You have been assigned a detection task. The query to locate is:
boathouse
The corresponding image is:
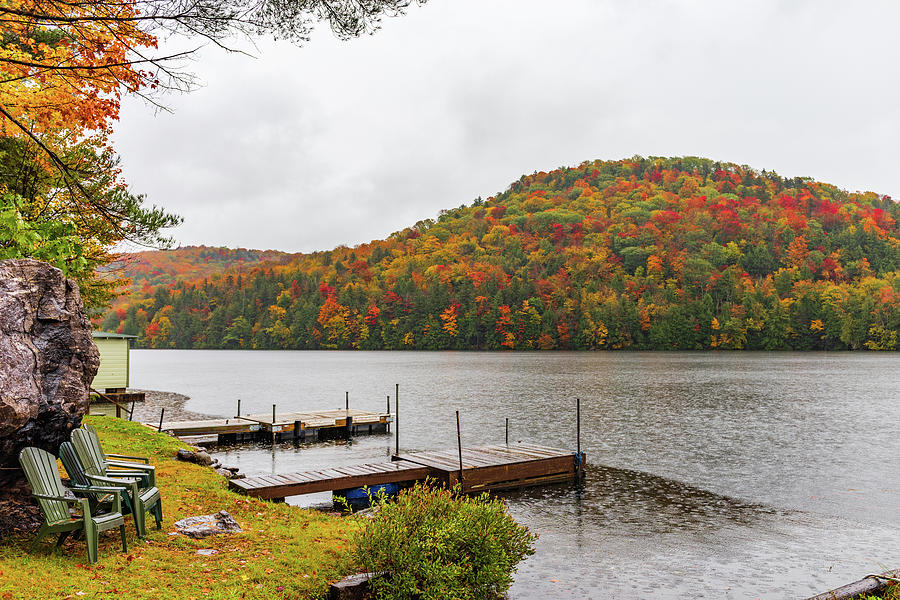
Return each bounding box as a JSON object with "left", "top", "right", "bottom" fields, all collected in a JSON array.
[{"left": 91, "top": 331, "right": 136, "bottom": 392}]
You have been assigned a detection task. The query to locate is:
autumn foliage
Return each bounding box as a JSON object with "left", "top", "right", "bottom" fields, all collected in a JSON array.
[
  {"left": 0, "top": 0, "right": 156, "bottom": 141},
  {"left": 100, "top": 157, "right": 900, "bottom": 351}
]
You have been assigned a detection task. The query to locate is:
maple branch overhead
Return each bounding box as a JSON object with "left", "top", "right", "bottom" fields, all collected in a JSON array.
[{"left": 0, "top": 0, "right": 424, "bottom": 301}]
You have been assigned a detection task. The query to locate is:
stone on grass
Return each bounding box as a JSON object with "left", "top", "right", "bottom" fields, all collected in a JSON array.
[
  {"left": 327, "top": 572, "right": 389, "bottom": 600},
  {"left": 193, "top": 451, "right": 213, "bottom": 466},
  {"left": 174, "top": 510, "right": 243, "bottom": 539},
  {"left": 175, "top": 448, "right": 214, "bottom": 466}
]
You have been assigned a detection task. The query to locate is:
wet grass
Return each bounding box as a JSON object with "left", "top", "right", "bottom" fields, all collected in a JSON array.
[
  {"left": 864, "top": 582, "right": 900, "bottom": 600},
  {"left": 0, "top": 416, "right": 358, "bottom": 599}
]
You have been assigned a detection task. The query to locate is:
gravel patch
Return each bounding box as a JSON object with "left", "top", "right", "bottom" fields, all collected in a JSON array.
[{"left": 91, "top": 389, "right": 215, "bottom": 423}]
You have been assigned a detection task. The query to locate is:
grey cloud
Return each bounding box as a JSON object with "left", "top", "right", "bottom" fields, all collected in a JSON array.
[{"left": 113, "top": 0, "right": 900, "bottom": 254}]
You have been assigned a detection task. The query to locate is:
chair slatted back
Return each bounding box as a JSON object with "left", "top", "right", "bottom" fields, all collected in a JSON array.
[
  {"left": 59, "top": 442, "right": 91, "bottom": 488},
  {"left": 18, "top": 447, "right": 71, "bottom": 525},
  {"left": 71, "top": 429, "right": 107, "bottom": 477},
  {"left": 81, "top": 425, "right": 110, "bottom": 464},
  {"left": 81, "top": 424, "right": 104, "bottom": 455}
]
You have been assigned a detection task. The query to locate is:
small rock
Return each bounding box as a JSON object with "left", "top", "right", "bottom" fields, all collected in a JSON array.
[
  {"left": 328, "top": 572, "right": 388, "bottom": 600},
  {"left": 176, "top": 449, "right": 195, "bottom": 462},
  {"left": 174, "top": 510, "right": 243, "bottom": 539},
  {"left": 193, "top": 451, "right": 213, "bottom": 466},
  {"left": 214, "top": 468, "right": 232, "bottom": 477},
  {"left": 223, "top": 465, "right": 240, "bottom": 473}
]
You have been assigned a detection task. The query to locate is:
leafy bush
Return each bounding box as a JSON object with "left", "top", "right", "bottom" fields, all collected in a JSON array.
[{"left": 353, "top": 482, "right": 537, "bottom": 600}]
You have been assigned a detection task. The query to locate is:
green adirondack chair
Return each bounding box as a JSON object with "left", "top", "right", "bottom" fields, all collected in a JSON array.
[
  {"left": 60, "top": 440, "right": 160, "bottom": 538},
  {"left": 81, "top": 423, "right": 156, "bottom": 487},
  {"left": 18, "top": 447, "right": 127, "bottom": 564},
  {"left": 71, "top": 429, "right": 162, "bottom": 538},
  {"left": 59, "top": 442, "right": 119, "bottom": 515}
]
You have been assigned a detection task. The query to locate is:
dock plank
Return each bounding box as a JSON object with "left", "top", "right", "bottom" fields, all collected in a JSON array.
[
  {"left": 230, "top": 444, "right": 582, "bottom": 499},
  {"left": 150, "top": 408, "right": 391, "bottom": 439},
  {"left": 146, "top": 418, "right": 260, "bottom": 435},
  {"left": 473, "top": 446, "right": 556, "bottom": 464},
  {"left": 230, "top": 459, "right": 433, "bottom": 499}
]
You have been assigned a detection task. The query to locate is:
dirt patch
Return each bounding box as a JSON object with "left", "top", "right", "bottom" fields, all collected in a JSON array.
[{"left": 0, "top": 482, "right": 41, "bottom": 539}]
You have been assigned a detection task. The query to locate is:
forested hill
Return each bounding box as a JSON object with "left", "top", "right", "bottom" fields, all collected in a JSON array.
[
  {"left": 99, "top": 156, "right": 900, "bottom": 351},
  {"left": 103, "top": 246, "right": 296, "bottom": 294}
]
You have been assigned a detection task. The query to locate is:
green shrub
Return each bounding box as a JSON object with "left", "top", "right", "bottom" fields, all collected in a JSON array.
[{"left": 353, "top": 482, "right": 537, "bottom": 600}]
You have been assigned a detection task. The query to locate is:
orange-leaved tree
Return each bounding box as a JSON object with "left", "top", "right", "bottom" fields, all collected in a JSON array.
[{"left": 0, "top": 0, "right": 424, "bottom": 310}]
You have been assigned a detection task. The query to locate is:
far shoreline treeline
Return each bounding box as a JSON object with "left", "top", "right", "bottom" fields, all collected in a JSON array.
[{"left": 99, "top": 156, "right": 900, "bottom": 351}]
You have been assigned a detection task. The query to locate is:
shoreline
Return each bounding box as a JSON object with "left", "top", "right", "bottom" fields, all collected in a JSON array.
[{"left": 97, "top": 389, "right": 216, "bottom": 423}]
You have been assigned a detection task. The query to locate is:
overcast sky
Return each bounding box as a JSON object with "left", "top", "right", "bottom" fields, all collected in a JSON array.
[{"left": 113, "top": 0, "right": 900, "bottom": 254}]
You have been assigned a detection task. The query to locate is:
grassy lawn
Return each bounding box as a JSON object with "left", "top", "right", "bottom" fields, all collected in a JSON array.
[{"left": 0, "top": 417, "right": 358, "bottom": 599}]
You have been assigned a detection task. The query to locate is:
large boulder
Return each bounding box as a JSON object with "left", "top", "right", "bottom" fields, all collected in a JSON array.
[{"left": 0, "top": 259, "right": 99, "bottom": 488}]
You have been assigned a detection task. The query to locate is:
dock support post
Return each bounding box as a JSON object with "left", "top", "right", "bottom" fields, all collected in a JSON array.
[
  {"left": 394, "top": 383, "right": 399, "bottom": 457},
  {"left": 345, "top": 415, "right": 353, "bottom": 439},
  {"left": 236, "top": 399, "right": 241, "bottom": 418},
  {"left": 272, "top": 404, "right": 277, "bottom": 445},
  {"left": 129, "top": 399, "right": 136, "bottom": 422},
  {"left": 294, "top": 420, "right": 301, "bottom": 443},
  {"left": 157, "top": 408, "right": 165, "bottom": 432},
  {"left": 345, "top": 391, "right": 349, "bottom": 411},
  {"left": 386, "top": 396, "right": 391, "bottom": 433},
  {"left": 456, "top": 410, "right": 464, "bottom": 492},
  {"left": 576, "top": 398, "right": 583, "bottom": 481},
  {"left": 505, "top": 417, "right": 509, "bottom": 445}
]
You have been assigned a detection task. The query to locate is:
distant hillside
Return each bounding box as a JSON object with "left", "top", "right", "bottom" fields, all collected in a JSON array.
[
  {"left": 103, "top": 246, "right": 296, "bottom": 295},
  {"left": 99, "top": 156, "right": 900, "bottom": 351}
]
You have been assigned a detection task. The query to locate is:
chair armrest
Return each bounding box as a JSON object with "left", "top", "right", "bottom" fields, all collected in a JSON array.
[
  {"left": 85, "top": 475, "right": 136, "bottom": 509},
  {"left": 33, "top": 494, "right": 93, "bottom": 518},
  {"left": 71, "top": 485, "right": 125, "bottom": 513},
  {"left": 82, "top": 484, "right": 129, "bottom": 494},
  {"left": 107, "top": 453, "right": 150, "bottom": 464},
  {"left": 107, "top": 462, "right": 155, "bottom": 487},
  {"left": 103, "top": 469, "right": 149, "bottom": 482},
  {"left": 84, "top": 473, "right": 137, "bottom": 488},
  {"left": 107, "top": 461, "right": 154, "bottom": 472},
  {"left": 108, "top": 469, "right": 151, "bottom": 487},
  {"left": 32, "top": 493, "right": 81, "bottom": 504}
]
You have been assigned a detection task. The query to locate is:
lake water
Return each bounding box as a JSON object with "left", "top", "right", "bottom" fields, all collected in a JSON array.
[{"left": 130, "top": 350, "right": 900, "bottom": 599}]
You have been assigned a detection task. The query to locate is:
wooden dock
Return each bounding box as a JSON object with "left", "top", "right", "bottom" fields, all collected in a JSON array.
[
  {"left": 148, "top": 408, "right": 392, "bottom": 444},
  {"left": 229, "top": 443, "right": 583, "bottom": 499}
]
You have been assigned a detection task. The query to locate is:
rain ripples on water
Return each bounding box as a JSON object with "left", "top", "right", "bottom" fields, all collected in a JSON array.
[{"left": 131, "top": 350, "right": 900, "bottom": 599}]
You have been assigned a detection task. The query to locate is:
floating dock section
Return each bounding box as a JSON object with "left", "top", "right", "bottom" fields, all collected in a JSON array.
[
  {"left": 147, "top": 409, "right": 392, "bottom": 444},
  {"left": 229, "top": 443, "right": 583, "bottom": 499}
]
